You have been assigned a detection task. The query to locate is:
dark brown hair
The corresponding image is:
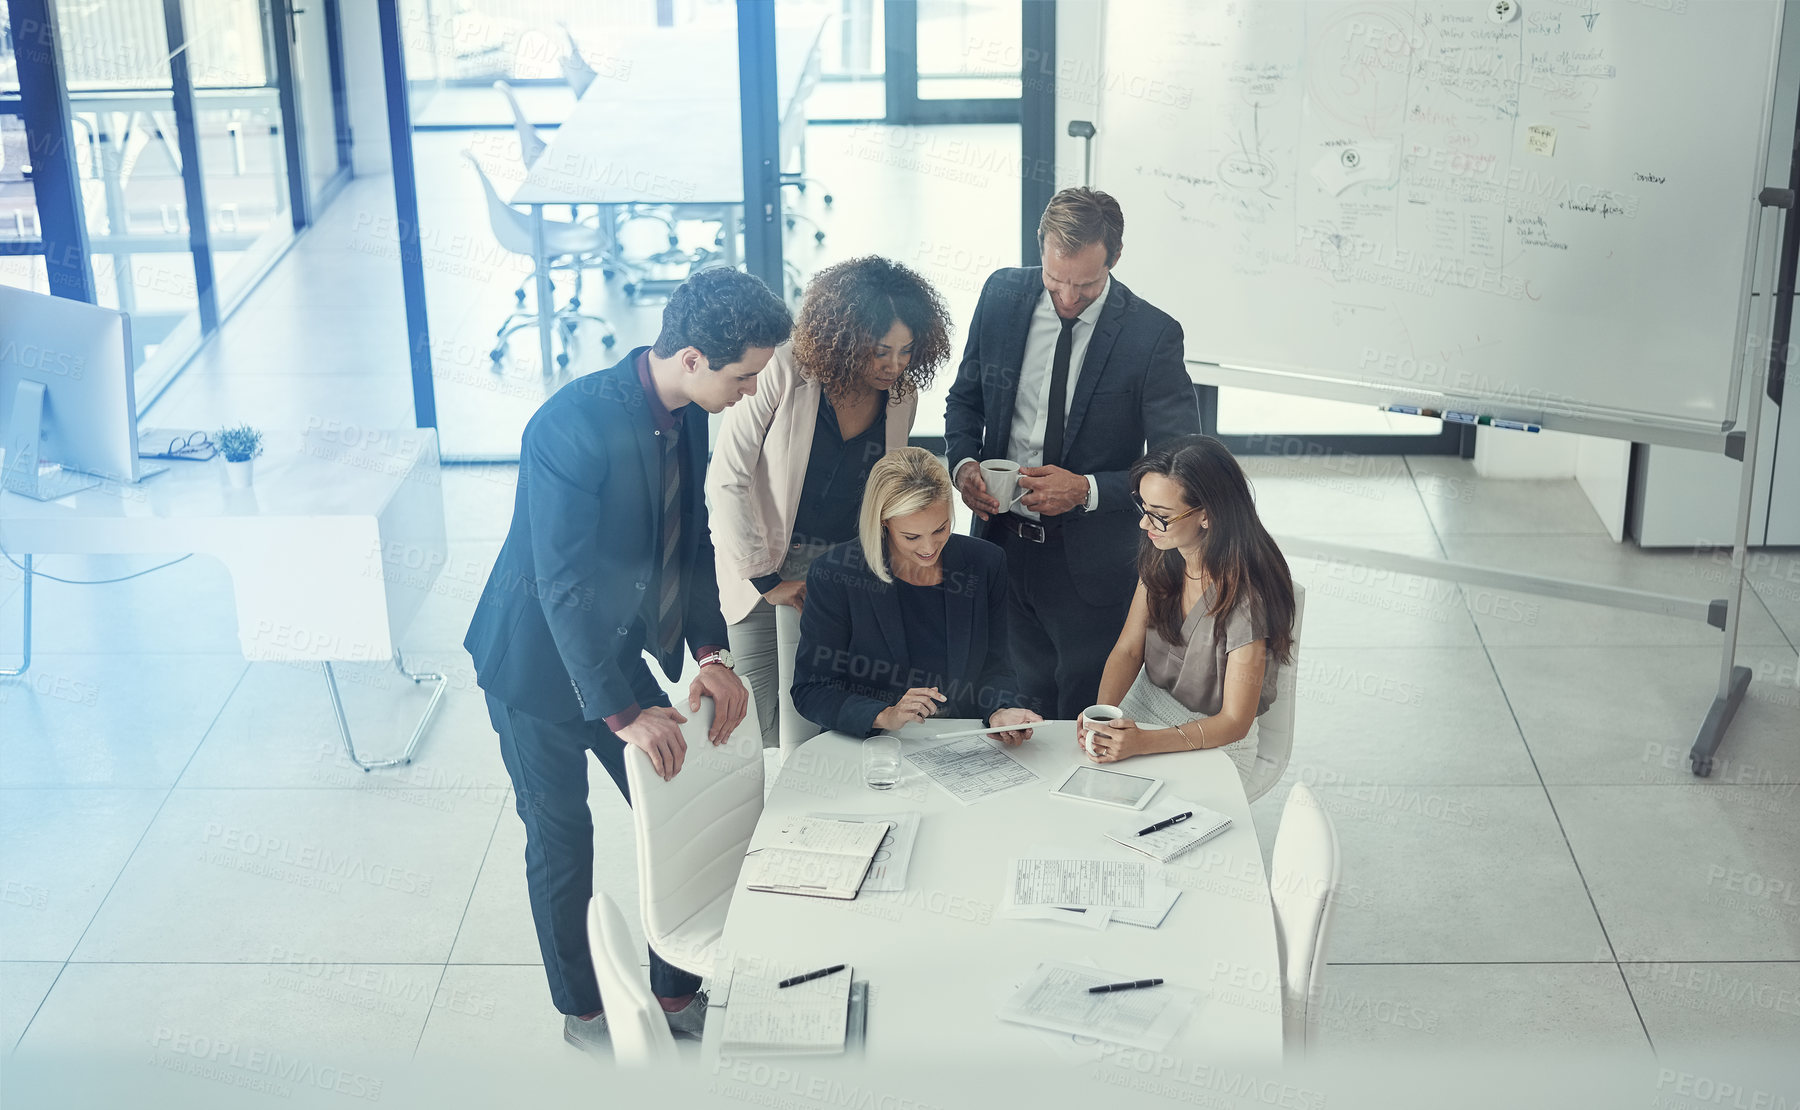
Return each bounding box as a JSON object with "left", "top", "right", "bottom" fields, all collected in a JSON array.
[
  {"left": 790, "top": 256, "right": 952, "bottom": 404},
  {"left": 1131, "top": 435, "right": 1294, "bottom": 663},
  {"left": 1038, "top": 187, "right": 1124, "bottom": 267},
  {"left": 651, "top": 266, "right": 792, "bottom": 366}
]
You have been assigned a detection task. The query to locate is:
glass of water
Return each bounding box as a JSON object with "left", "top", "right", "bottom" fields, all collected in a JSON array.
[{"left": 863, "top": 735, "right": 902, "bottom": 790}]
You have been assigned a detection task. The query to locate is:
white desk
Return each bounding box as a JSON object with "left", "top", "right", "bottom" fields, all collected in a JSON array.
[
  {"left": 0, "top": 429, "right": 449, "bottom": 770},
  {"left": 507, "top": 23, "right": 825, "bottom": 374},
  {"left": 701, "top": 722, "right": 1284, "bottom": 1073}
]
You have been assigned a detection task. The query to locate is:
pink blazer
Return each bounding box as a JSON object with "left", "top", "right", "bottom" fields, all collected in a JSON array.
[{"left": 706, "top": 342, "right": 919, "bottom": 624}]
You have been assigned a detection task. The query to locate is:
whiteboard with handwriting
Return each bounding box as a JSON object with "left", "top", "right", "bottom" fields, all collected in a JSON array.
[{"left": 1094, "top": 0, "right": 1782, "bottom": 431}]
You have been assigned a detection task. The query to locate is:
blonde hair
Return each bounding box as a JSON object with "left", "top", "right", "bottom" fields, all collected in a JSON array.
[
  {"left": 859, "top": 447, "right": 954, "bottom": 583},
  {"left": 1038, "top": 187, "right": 1124, "bottom": 267}
]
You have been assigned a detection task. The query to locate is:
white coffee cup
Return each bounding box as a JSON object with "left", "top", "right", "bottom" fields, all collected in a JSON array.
[
  {"left": 1079, "top": 704, "right": 1123, "bottom": 753},
  {"left": 979, "top": 459, "right": 1024, "bottom": 510}
]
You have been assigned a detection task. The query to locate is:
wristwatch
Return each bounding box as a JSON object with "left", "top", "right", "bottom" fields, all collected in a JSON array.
[{"left": 698, "top": 649, "right": 735, "bottom": 670}]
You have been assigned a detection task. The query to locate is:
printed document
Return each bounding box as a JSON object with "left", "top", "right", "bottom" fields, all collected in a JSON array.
[
  {"left": 1009, "top": 858, "right": 1146, "bottom": 909},
  {"left": 905, "top": 736, "right": 1039, "bottom": 805}
]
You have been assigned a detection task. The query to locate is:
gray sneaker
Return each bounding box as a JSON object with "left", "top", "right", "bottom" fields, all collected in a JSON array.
[
  {"left": 563, "top": 1013, "right": 610, "bottom": 1057},
  {"left": 662, "top": 992, "right": 708, "bottom": 1040}
]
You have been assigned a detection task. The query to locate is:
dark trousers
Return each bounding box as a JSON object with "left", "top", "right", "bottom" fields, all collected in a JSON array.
[
  {"left": 485, "top": 692, "right": 702, "bottom": 1016},
  {"left": 997, "top": 528, "right": 1134, "bottom": 720}
]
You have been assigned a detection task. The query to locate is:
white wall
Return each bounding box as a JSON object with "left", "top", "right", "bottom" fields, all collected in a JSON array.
[
  {"left": 1472, "top": 426, "right": 1578, "bottom": 480},
  {"left": 1473, "top": 428, "right": 1631, "bottom": 539},
  {"left": 1575, "top": 437, "right": 1632, "bottom": 542},
  {"left": 342, "top": 1, "right": 393, "bottom": 176},
  {"left": 1054, "top": 0, "right": 1105, "bottom": 194}
]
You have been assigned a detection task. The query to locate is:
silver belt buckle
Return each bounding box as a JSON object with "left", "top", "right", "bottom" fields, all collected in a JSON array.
[{"left": 1018, "top": 518, "right": 1046, "bottom": 543}]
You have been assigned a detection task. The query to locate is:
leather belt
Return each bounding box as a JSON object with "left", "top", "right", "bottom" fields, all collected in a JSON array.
[{"left": 995, "top": 512, "right": 1062, "bottom": 544}]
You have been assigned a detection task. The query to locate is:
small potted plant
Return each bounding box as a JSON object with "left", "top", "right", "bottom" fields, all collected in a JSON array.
[{"left": 216, "top": 424, "right": 264, "bottom": 488}]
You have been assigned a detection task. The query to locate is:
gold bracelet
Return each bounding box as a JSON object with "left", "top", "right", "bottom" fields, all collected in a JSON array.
[{"left": 1176, "top": 720, "right": 1202, "bottom": 750}]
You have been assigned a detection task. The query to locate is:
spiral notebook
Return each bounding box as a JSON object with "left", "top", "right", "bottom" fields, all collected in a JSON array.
[{"left": 1103, "top": 797, "right": 1232, "bottom": 863}]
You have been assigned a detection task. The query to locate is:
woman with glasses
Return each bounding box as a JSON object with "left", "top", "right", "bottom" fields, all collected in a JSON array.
[
  {"left": 1081, "top": 435, "right": 1296, "bottom": 786},
  {"left": 791, "top": 447, "right": 1043, "bottom": 741},
  {"left": 708, "top": 257, "right": 953, "bottom": 752}
]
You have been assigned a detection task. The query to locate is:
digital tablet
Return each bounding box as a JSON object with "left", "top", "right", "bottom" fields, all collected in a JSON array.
[{"left": 1049, "top": 765, "right": 1163, "bottom": 810}]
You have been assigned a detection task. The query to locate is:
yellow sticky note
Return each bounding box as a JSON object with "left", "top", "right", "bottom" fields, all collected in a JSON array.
[{"left": 1527, "top": 125, "right": 1557, "bottom": 157}]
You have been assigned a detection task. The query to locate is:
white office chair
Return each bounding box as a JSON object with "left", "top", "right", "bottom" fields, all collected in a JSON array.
[
  {"left": 778, "top": 21, "right": 832, "bottom": 243},
  {"left": 622, "top": 691, "right": 765, "bottom": 980},
  {"left": 558, "top": 23, "right": 598, "bottom": 98},
  {"left": 1242, "top": 581, "right": 1305, "bottom": 804},
  {"left": 493, "top": 80, "right": 547, "bottom": 167},
  {"left": 1269, "top": 781, "right": 1339, "bottom": 1057},
  {"left": 461, "top": 151, "right": 616, "bottom": 368},
  {"left": 586, "top": 893, "right": 679, "bottom": 1065}
]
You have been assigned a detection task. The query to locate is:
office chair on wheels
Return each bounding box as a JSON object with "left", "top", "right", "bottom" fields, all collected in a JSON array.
[{"left": 464, "top": 151, "right": 617, "bottom": 370}]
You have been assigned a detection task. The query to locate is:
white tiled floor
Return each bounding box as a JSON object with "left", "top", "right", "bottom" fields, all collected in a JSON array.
[{"left": 7, "top": 156, "right": 1800, "bottom": 1093}]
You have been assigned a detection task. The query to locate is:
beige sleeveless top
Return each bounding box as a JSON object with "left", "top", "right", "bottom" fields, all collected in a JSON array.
[{"left": 1142, "top": 585, "right": 1276, "bottom": 717}]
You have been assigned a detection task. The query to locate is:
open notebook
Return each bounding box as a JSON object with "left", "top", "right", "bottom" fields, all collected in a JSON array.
[
  {"left": 719, "top": 956, "right": 856, "bottom": 1057},
  {"left": 741, "top": 816, "right": 891, "bottom": 900}
]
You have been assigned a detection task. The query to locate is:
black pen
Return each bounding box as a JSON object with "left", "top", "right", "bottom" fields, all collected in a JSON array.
[
  {"left": 779, "top": 964, "right": 846, "bottom": 988},
  {"left": 1088, "top": 978, "right": 1164, "bottom": 994},
  {"left": 1137, "top": 811, "right": 1193, "bottom": 836}
]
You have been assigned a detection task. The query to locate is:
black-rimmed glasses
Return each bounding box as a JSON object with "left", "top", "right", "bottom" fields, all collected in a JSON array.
[{"left": 1132, "top": 491, "right": 1203, "bottom": 531}]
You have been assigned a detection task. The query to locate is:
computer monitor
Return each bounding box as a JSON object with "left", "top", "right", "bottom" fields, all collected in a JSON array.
[{"left": 0, "top": 285, "right": 142, "bottom": 500}]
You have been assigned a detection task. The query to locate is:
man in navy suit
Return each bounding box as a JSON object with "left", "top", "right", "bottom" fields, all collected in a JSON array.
[
  {"left": 464, "top": 268, "right": 792, "bottom": 1053},
  {"left": 945, "top": 187, "right": 1200, "bottom": 719}
]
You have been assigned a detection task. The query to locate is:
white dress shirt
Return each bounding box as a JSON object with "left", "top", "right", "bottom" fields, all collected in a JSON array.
[{"left": 958, "top": 276, "right": 1112, "bottom": 521}]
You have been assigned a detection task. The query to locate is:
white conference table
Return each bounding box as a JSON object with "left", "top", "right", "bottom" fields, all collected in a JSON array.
[
  {"left": 0, "top": 429, "right": 448, "bottom": 770},
  {"left": 507, "top": 23, "right": 824, "bottom": 374},
  {"left": 700, "top": 721, "right": 1284, "bottom": 1074}
]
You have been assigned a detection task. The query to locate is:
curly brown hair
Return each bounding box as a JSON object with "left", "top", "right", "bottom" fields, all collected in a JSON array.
[{"left": 790, "top": 256, "right": 952, "bottom": 404}]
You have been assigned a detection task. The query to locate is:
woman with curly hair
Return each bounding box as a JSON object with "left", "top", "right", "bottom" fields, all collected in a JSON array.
[{"left": 707, "top": 256, "right": 953, "bottom": 754}]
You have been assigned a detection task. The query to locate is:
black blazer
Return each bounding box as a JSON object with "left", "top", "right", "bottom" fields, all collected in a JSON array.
[
  {"left": 464, "top": 348, "right": 728, "bottom": 724},
  {"left": 792, "top": 534, "right": 1029, "bottom": 737},
  {"left": 943, "top": 267, "right": 1199, "bottom": 605}
]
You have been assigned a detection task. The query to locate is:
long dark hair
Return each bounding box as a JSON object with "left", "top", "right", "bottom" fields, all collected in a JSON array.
[{"left": 1132, "top": 435, "right": 1295, "bottom": 664}]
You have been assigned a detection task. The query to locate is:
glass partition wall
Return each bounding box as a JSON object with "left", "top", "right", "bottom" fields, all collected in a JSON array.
[
  {"left": 2, "top": 0, "right": 351, "bottom": 408},
  {"left": 394, "top": 0, "right": 769, "bottom": 458},
  {"left": 383, "top": 0, "right": 1043, "bottom": 459}
]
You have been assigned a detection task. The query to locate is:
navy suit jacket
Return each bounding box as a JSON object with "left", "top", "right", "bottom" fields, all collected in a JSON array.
[
  {"left": 943, "top": 267, "right": 1199, "bottom": 605},
  {"left": 464, "top": 348, "right": 728, "bottom": 724},
  {"left": 792, "top": 534, "right": 1029, "bottom": 737}
]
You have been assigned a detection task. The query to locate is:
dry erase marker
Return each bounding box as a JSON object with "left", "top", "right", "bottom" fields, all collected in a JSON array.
[
  {"left": 1485, "top": 417, "right": 1541, "bottom": 433},
  {"left": 779, "top": 964, "right": 846, "bottom": 988},
  {"left": 1381, "top": 404, "right": 1440, "bottom": 418},
  {"left": 1442, "top": 410, "right": 1480, "bottom": 425},
  {"left": 1088, "top": 978, "right": 1164, "bottom": 994}
]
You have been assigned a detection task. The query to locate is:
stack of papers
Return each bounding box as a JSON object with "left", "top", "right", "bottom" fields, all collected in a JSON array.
[
  {"left": 997, "top": 961, "right": 1199, "bottom": 1051},
  {"left": 1002, "top": 857, "right": 1180, "bottom": 929},
  {"left": 718, "top": 956, "right": 854, "bottom": 1057},
  {"left": 742, "top": 817, "right": 890, "bottom": 900},
  {"left": 904, "top": 736, "right": 1039, "bottom": 805},
  {"left": 1009, "top": 858, "right": 1147, "bottom": 908},
  {"left": 1104, "top": 797, "right": 1232, "bottom": 863}
]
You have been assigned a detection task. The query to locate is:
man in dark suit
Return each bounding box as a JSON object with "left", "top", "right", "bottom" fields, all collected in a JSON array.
[
  {"left": 945, "top": 187, "right": 1200, "bottom": 720},
  {"left": 464, "top": 268, "right": 792, "bottom": 1054}
]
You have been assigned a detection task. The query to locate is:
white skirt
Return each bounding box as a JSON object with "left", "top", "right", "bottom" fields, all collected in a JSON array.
[{"left": 1119, "top": 669, "right": 1260, "bottom": 788}]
